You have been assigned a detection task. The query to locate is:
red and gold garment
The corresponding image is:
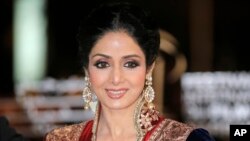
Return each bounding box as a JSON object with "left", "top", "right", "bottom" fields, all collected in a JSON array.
[{"left": 45, "top": 118, "right": 198, "bottom": 141}]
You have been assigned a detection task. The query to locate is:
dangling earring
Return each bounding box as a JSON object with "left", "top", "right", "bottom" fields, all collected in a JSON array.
[
  {"left": 135, "top": 75, "right": 159, "bottom": 137},
  {"left": 144, "top": 75, "right": 155, "bottom": 109},
  {"left": 82, "top": 76, "right": 92, "bottom": 110}
]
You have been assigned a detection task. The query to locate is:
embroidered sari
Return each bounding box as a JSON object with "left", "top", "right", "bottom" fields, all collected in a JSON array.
[{"left": 45, "top": 117, "right": 215, "bottom": 141}]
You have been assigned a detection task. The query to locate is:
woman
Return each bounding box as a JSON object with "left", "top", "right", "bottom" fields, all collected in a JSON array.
[{"left": 45, "top": 3, "right": 215, "bottom": 141}]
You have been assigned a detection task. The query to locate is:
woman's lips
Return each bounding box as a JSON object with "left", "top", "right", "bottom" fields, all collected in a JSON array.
[{"left": 106, "top": 89, "right": 128, "bottom": 99}]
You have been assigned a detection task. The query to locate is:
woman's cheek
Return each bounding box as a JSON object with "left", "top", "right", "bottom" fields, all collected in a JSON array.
[
  {"left": 127, "top": 68, "right": 146, "bottom": 86},
  {"left": 89, "top": 68, "right": 110, "bottom": 87}
]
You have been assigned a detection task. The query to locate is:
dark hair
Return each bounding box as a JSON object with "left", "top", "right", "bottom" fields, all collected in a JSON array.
[{"left": 77, "top": 2, "right": 160, "bottom": 69}]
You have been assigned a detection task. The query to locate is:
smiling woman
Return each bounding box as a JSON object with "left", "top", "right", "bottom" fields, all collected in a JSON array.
[
  {"left": 88, "top": 32, "right": 147, "bottom": 112},
  {"left": 45, "top": 2, "right": 215, "bottom": 141}
]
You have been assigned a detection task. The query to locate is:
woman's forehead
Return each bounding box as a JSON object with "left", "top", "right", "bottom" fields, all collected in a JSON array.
[{"left": 89, "top": 31, "right": 145, "bottom": 58}]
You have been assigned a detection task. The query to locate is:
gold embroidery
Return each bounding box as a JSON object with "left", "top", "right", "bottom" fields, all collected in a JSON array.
[
  {"left": 149, "top": 119, "right": 194, "bottom": 141},
  {"left": 45, "top": 119, "right": 194, "bottom": 141},
  {"left": 45, "top": 122, "right": 87, "bottom": 141}
]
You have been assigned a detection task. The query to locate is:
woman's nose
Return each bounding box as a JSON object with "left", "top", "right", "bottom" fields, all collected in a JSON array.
[{"left": 111, "top": 66, "right": 124, "bottom": 85}]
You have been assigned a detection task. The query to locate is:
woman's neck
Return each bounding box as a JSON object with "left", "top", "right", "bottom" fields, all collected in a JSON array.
[{"left": 96, "top": 104, "right": 137, "bottom": 141}]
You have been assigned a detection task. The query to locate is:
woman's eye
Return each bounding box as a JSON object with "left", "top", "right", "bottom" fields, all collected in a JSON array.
[
  {"left": 124, "top": 61, "right": 139, "bottom": 68},
  {"left": 94, "top": 61, "right": 110, "bottom": 68}
]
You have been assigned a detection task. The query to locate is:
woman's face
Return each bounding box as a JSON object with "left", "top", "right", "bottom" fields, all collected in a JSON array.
[{"left": 87, "top": 31, "right": 147, "bottom": 110}]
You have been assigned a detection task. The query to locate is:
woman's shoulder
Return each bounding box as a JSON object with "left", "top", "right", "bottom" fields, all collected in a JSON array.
[
  {"left": 151, "top": 118, "right": 215, "bottom": 141},
  {"left": 44, "top": 120, "right": 91, "bottom": 141},
  {"left": 149, "top": 118, "right": 194, "bottom": 140},
  {"left": 162, "top": 118, "right": 194, "bottom": 131}
]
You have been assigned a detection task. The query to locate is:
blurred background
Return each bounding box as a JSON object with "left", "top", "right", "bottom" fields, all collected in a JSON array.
[{"left": 0, "top": 0, "right": 249, "bottom": 141}]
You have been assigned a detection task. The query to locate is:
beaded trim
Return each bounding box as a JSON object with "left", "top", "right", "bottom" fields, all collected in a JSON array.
[
  {"left": 45, "top": 122, "right": 86, "bottom": 141},
  {"left": 148, "top": 119, "right": 194, "bottom": 141}
]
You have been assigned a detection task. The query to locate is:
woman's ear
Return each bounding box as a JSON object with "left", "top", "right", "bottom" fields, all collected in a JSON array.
[
  {"left": 83, "top": 67, "right": 89, "bottom": 77},
  {"left": 146, "top": 62, "right": 155, "bottom": 77}
]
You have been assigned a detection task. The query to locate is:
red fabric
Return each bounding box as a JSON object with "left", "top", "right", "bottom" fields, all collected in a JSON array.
[
  {"left": 79, "top": 120, "right": 94, "bottom": 141},
  {"left": 143, "top": 117, "right": 164, "bottom": 141}
]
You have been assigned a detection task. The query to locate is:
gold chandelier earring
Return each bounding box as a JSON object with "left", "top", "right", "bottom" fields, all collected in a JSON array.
[
  {"left": 144, "top": 75, "right": 155, "bottom": 109},
  {"left": 82, "top": 76, "right": 93, "bottom": 110},
  {"left": 135, "top": 75, "right": 160, "bottom": 138},
  {"left": 143, "top": 75, "right": 159, "bottom": 122}
]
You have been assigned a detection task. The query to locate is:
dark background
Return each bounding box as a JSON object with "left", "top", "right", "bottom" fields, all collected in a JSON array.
[{"left": 1, "top": 0, "right": 249, "bottom": 96}]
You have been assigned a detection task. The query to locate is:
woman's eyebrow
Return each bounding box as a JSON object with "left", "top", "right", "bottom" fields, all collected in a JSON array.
[
  {"left": 91, "top": 53, "right": 111, "bottom": 59},
  {"left": 123, "top": 54, "right": 141, "bottom": 59},
  {"left": 91, "top": 54, "right": 141, "bottom": 59}
]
